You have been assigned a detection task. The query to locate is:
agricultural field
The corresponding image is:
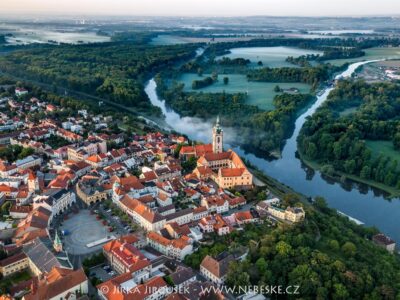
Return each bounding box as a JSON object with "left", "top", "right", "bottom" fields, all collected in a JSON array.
[
  {"left": 326, "top": 47, "right": 400, "bottom": 66},
  {"left": 177, "top": 73, "right": 311, "bottom": 110},
  {"left": 216, "top": 46, "right": 323, "bottom": 68}
]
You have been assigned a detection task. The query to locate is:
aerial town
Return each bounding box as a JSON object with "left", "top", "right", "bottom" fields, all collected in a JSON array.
[
  {"left": 0, "top": 87, "right": 309, "bottom": 299},
  {"left": 3, "top": 1, "right": 400, "bottom": 297}
]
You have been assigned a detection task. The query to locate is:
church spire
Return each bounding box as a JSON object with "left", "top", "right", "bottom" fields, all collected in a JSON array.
[{"left": 54, "top": 231, "right": 62, "bottom": 252}]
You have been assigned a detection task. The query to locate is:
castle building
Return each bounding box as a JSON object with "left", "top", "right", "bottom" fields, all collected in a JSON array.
[{"left": 182, "top": 117, "right": 253, "bottom": 189}]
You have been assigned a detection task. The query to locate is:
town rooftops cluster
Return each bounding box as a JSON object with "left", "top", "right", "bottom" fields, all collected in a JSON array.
[{"left": 0, "top": 87, "right": 314, "bottom": 300}]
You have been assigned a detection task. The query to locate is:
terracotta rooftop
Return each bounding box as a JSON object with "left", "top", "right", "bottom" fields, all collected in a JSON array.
[
  {"left": 220, "top": 168, "right": 245, "bottom": 177},
  {"left": 0, "top": 252, "right": 27, "bottom": 267},
  {"left": 24, "top": 267, "right": 87, "bottom": 300},
  {"left": 200, "top": 254, "right": 234, "bottom": 279}
]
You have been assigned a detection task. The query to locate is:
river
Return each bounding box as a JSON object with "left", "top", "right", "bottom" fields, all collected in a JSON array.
[{"left": 144, "top": 60, "right": 400, "bottom": 243}]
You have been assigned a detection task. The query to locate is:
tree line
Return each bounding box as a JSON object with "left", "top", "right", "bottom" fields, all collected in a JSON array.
[
  {"left": 0, "top": 43, "right": 198, "bottom": 111},
  {"left": 247, "top": 64, "right": 346, "bottom": 90},
  {"left": 286, "top": 47, "right": 365, "bottom": 67}
]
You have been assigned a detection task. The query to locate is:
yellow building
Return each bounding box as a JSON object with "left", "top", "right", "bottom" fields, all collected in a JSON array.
[
  {"left": 0, "top": 252, "right": 29, "bottom": 277},
  {"left": 268, "top": 206, "right": 305, "bottom": 223},
  {"left": 76, "top": 177, "right": 108, "bottom": 205},
  {"left": 285, "top": 207, "right": 305, "bottom": 223},
  {"left": 267, "top": 206, "right": 286, "bottom": 220}
]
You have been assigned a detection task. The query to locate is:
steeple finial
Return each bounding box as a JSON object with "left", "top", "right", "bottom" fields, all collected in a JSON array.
[{"left": 216, "top": 115, "right": 220, "bottom": 126}]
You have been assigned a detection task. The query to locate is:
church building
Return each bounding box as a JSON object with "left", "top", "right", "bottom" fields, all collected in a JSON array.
[{"left": 181, "top": 117, "right": 253, "bottom": 189}]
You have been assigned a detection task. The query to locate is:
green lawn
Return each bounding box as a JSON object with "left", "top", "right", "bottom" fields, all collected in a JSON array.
[
  {"left": 339, "top": 107, "right": 358, "bottom": 117},
  {"left": 326, "top": 47, "right": 400, "bottom": 66},
  {"left": 178, "top": 73, "right": 311, "bottom": 110},
  {"left": 366, "top": 140, "right": 400, "bottom": 161}
]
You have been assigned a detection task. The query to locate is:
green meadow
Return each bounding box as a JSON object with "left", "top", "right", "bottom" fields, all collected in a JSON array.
[
  {"left": 216, "top": 46, "right": 323, "bottom": 68},
  {"left": 177, "top": 73, "right": 311, "bottom": 110},
  {"left": 366, "top": 140, "right": 400, "bottom": 161}
]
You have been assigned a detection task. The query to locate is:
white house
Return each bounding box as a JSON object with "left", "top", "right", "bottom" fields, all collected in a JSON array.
[{"left": 33, "top": 189, "right": 76, "bottom": 216}]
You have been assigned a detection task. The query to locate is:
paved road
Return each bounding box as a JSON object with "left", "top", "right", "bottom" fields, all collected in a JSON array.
[{"left": 51, "top": 198, "right": 117, "bottom": 269}]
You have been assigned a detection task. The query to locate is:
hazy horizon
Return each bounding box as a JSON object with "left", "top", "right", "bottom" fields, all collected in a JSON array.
[{"left": 1, "top": 0, "right": 400, "bottom": 17}]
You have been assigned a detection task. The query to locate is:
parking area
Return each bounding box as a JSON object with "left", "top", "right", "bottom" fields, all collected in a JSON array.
[
  {"left": 90, "top": 265, "right": 113, "bottom": 282},
  {"left": 60, "top": 209, "right": 114, "bottom": 255}
]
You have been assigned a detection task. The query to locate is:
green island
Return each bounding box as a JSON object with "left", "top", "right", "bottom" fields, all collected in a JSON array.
[
  {"left": 156, "top": 71, "right": 315, "bottom": 155},
  {"left": 298, "top": 79, "right": 400, "bottom": 197},
  {"left": 155, "top": 38, "right": 379, "bottom": 155}
]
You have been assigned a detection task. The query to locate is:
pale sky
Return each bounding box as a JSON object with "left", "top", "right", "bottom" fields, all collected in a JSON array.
[{"left": 1, "top": 0, "right": 400, "bottom": 17}]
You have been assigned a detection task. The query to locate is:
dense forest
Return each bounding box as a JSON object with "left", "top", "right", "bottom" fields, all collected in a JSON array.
[
  {"left": 156, "top": 74, "right": 314, "bottom": 153},
  {"left": 109, "top": 31, "right": 158, "bottom": 44},
  {"left": 0, "top": 43, "right": 198, "bottom": 112},
  {"left": 217, "top": 57, "right": 251, "bottom": 66},
  {"left": 185, "top": 196, "right": 400, "bottom": 299},
  {"left": 247, "top": 64, "right": 345, "bottom": 90},
  {"left": 298, "top": 80, "right": 400, "bottom": 191}
]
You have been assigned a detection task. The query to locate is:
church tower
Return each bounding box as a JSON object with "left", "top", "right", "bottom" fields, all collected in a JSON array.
[
  {"left": 53, "top": 231, "right": 63, "bottom": 253},
  {"left": 212, "top": 116, "right": 223, "bottom": 153}
]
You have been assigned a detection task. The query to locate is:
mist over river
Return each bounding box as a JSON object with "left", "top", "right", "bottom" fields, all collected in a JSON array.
[{"left": 144, "top": 60, "right": 400, "bottom": 243}]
